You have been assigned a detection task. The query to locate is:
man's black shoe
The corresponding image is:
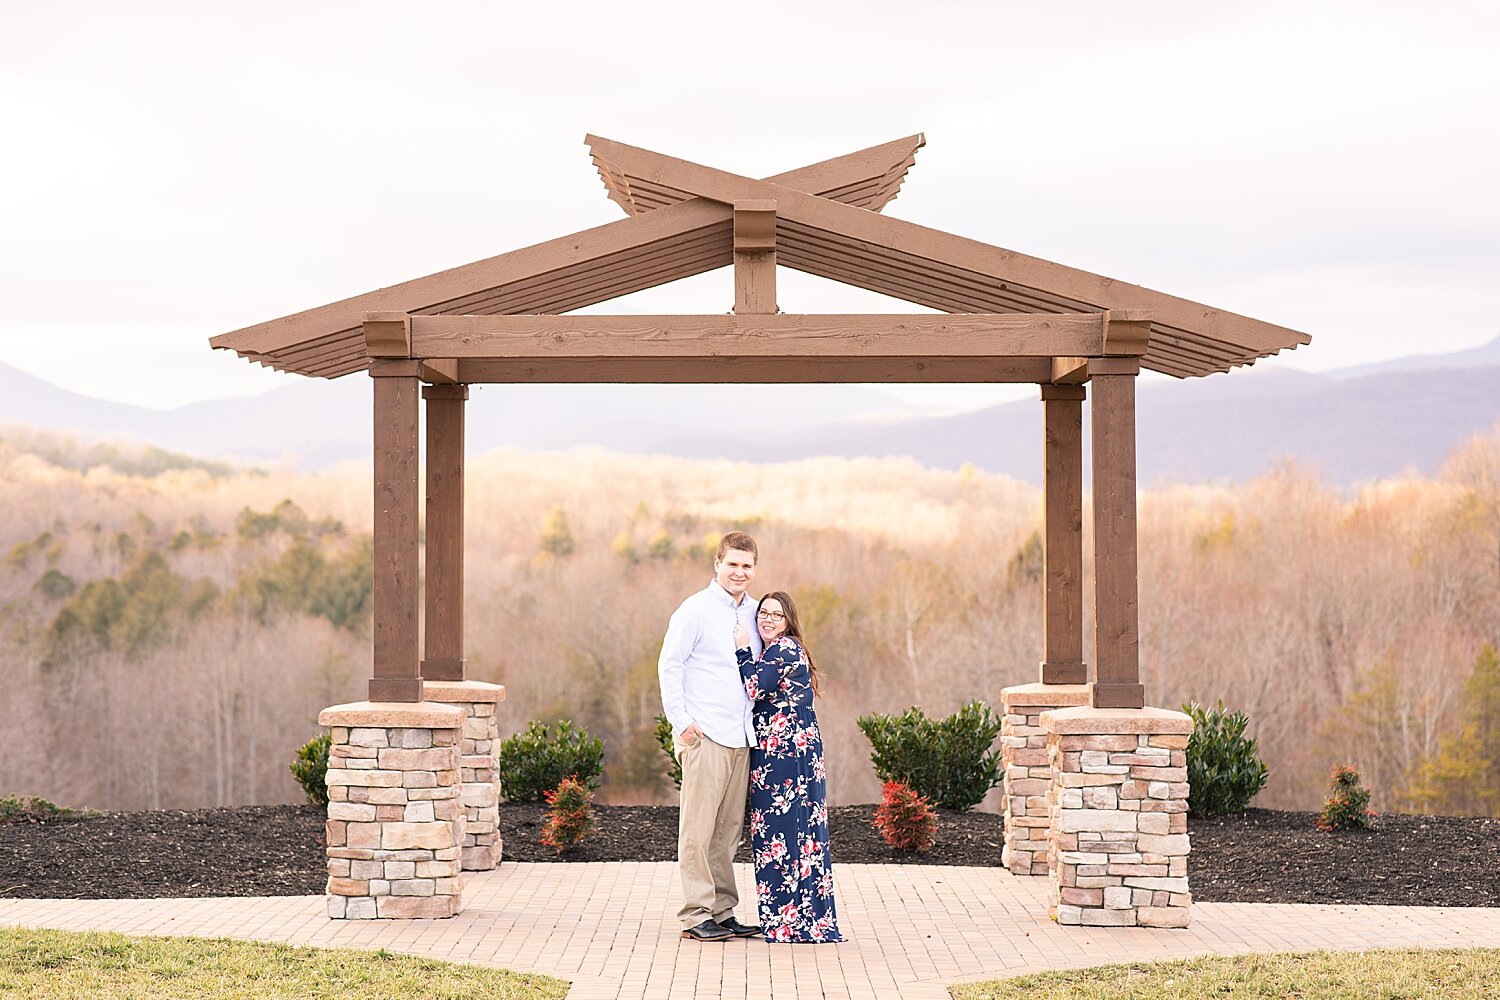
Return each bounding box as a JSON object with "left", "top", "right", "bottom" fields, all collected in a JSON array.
[
  {"left": 681, "top": 919, "right": 734, "bottom": 942},
  {"left": 717, "top": 917, "right": 762, "bottom": 938}
]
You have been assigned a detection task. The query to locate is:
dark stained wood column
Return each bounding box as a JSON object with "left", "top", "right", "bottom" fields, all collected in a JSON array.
[
  {"left": 1040, "top": 383, "right": 1086, "bottom": 684},
  {"left": 421, "top": 384, "right": 467, "bottom": 681},
  {"left": 1088, "top": 358, "right": 1145, "bottom": 709},
  {"left": 369, "top": 360, "right": 423, "bottom": 703}
]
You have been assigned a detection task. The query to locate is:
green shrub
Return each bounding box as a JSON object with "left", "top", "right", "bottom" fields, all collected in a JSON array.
[
  {"left": 290, "top": 731, "right": 331, "bottom": 806},
  {"left": 856, "top": 700, "right": 1003, "bottom": 811},
  {"left": 498, "top": 720, "right": 604, "bottom": 802},
  {"left": 654, "top": 714, "right": 683, "bottom": 790},
  {"left": 1317, "top": 764, "right": 1375, "bottom": 830},
  {"left": 0, "top": 795, "right": 81, "bottom": 823},
  {"left": 1182, "top": 699, "right": 1269, "bottom": 815}
]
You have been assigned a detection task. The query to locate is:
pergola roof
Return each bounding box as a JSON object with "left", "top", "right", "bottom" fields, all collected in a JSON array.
[{"left": 210, "top": 135, "right": 1309, "bottom": 381}]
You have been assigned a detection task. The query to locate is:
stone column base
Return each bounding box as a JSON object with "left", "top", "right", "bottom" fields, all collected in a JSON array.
[
  {"left": 422, "top": 680, "right": 506, "bottom": 871},
  {"left": 1040, "top": 706, "right": 1194, "bottom": 929},
  {"left": 1000, "top": 683, "right": 1091, "bottom": 875},
  {"left": 318, "top": 701, "right": 467, "bottom": 919}
]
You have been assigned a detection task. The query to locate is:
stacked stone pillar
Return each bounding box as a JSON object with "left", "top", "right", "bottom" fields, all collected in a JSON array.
[
  {"left": 999, "top": 683, "right": 1090, "bottom": 875},
  {"left": 422, "top": 680, "right": 505, "bottom": 871},
  {"left": 319, "top": 702, "right": 466, "bottom": 919},
  {"left": 1039, "top": 706, "right": 1194, "bottom": 928}
]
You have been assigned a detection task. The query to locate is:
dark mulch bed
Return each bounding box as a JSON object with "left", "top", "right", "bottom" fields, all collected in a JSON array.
[
  {"left": 1189, "top": 808, "right": 1500, "bottom": 906},
  {"left": 2, "top": 803, "right": 1496, "bottom": 907}
]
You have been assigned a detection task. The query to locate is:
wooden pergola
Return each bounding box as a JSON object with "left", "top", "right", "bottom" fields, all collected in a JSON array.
[{"left": 211, "top": 134, "right": 1309, "bottom": 711}]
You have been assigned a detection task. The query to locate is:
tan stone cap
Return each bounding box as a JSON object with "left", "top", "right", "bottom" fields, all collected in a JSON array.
[
  {"left": 421, "top": 681, "right": 507, "bottom": 703},
  {"left": 318, "top": 701, "right": 465, "bottom": 728},
  {"left": 1040, "top": 705, "right": 1194, "bottom": 735},
  {"left": 1000, "top": 683, "right": 1092, "bottom": 708}
]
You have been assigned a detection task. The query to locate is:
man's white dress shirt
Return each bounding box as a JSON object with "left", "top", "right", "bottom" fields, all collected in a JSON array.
[{"left": 658, "top": 580, "right": 763, "bottom": 747}]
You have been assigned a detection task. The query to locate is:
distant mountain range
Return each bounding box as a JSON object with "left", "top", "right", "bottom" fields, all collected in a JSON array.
[{"left": 3, "top": 337, "right": 1498, "bottom": 487}]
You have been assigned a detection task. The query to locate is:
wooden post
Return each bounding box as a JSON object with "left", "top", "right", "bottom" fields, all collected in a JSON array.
[
  {"left": 1040, "top": 384, "right": 1086, "bottom": 684},
  {"left": 1088, "top": 358, "right": 1145, "bottom": 709},
  {"left": 421, "top": 384, "right": 467, "bottom": 682},
  {"left": 733, "top": 200, "right": 777, "bottom": 314},
  {"left": 368, "top": 351, "right": 423, "bottom": 704}
]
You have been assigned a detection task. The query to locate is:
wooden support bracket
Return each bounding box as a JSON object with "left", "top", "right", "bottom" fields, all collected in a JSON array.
[
  {"left": 1088, "top": 357, "right": 1142, "bottom": 377},
  {"left": 733, "top": 200, "right": 777, "bottom": 252},
  {"left": 420, "top": 359, "right": 460, "bottom": 383},
  {"left": 734, "top": 200, "right": 777, "bottom": 314},
  {"left": 1102, "top": 309, "right": 1152, "bottom": 356},
  {"left": 369, "top": 359, "right": 423, "bottom": 378},
  {"left": 1050, "top": 357, "right": 1091, "bottom": 384},
  {"left": 364, "top": 312, "right": 412, "bottom": 358}
]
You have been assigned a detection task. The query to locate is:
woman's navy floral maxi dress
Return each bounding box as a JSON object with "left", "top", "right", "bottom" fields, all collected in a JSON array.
[{"left": 736, "top": 636, "right": 843, "bottom": 943}]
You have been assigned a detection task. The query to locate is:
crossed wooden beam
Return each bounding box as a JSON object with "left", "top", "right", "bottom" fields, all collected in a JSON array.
[
  {"left": 212, "top": 135, "right": 933, "bottom": 376},
  {"left": 213, "top": 133, "right": 1307, "bottom": 382},
  {"left": 354, "top": 134, "right": 1167, "bottom": 385}
]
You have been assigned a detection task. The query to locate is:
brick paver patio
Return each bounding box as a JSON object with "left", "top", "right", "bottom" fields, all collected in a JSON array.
[{"left": 3, "top": 862, "right": 1498, "bottom": 999}]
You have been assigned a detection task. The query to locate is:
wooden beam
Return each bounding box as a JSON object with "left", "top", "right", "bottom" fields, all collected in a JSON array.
[
  {"left": 421, "top": 384, "right": 467, "bottom": 683},
  {"left": 1040, "top": 383, "right": 1086, "bottom": 685},
  {"left": 1089, "top": 370, "right": 1145, "bottom": 709},
  {"left": 597, "top": 134, "right": 924, "bottom": 216},
  {"left": 367, "top": 358, "right": 421, "bottom": 378},
  {"left": 734, "top": 200, "right": 777, "bottom": 314},
  {"left": 409, "top": 313, "right": 1105, "bottom": 360},
  {"left": 1089, "top": 357, "right": 1142, "bottom": 377},
  {"left": 211, "top": 137, "right": 929, "bottom": 358},
  {"left": 1051, "top": 356, "right": 1090, "bottom": 384},
  {"left": 364, "top": 312, "right": 411, "bottom": 358},
  {"left": 583, "top": 136, "right": 1312, "bottom": 355},
  {"left": 1103, "top": 309, "right": 1151, "bottom": 356},
  {"left": 369, "top": 368, "right": 422, "bottom": 703},
  {"left": 455, "top": 356, "right": 1055, "bottom": 384},
  {"left": 420, "top": 359, "right": 459, "bottom": 383}
]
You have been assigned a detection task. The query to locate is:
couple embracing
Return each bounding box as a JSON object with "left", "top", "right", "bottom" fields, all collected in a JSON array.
[{"left": 657, "top": 531, "right": 843, "bottom": 944}]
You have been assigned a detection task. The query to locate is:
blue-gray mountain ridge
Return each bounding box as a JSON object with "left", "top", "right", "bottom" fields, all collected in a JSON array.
[{"left": 2, "top": 336, "right": 1497, "bottom": 487}]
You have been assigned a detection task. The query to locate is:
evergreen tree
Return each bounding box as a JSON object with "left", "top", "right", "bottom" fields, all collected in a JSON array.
[{"left": 1402, "top": 644, "right": 1500, "bottom": 816}]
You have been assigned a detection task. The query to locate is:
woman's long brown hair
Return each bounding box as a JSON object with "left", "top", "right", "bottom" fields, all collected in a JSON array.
[{"left": 758, "top": 591, "right": 820, "bottom": 697}]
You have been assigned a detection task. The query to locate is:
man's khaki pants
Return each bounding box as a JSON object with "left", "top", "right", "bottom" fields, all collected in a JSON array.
[{"left": 675, "top": 735, "right": 750, "bottom": 928}]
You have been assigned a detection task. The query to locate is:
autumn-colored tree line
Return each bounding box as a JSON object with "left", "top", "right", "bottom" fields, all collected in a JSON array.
[{"left": 1, "top": 424, "right": 1497, "bottom": 816}]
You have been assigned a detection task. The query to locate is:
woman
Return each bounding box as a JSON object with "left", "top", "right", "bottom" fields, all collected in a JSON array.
[{"left": 733, "top": 591, "right": 843, "bottom": 944}]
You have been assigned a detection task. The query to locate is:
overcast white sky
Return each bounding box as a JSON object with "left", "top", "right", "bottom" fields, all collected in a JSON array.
[{"left": 2, "top": 1, "right": 1496, "bottom": 411}]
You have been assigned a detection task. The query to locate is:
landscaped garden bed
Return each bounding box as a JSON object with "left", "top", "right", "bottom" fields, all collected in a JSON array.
[{"left": 2, "top": 802, "right": 1495, "bottom": 906}]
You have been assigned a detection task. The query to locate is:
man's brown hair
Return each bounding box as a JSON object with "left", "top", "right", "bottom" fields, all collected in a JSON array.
[{"left": 714, "top": 530, "right": 758, "bottom": 564}]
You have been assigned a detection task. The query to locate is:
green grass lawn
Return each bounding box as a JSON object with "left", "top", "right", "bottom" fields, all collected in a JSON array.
[
  {"left": 0, "top": 927, "right": 568, "bottom": 999},
  {"left": 951, "top": 948, "right": 1500, "bottom": 999}
]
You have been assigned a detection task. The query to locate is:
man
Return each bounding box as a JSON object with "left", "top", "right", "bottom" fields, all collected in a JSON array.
[{"left": 658, "top": 530, "right": 764, "bottom": 942}]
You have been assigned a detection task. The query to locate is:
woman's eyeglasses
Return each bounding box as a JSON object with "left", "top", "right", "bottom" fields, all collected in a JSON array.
[{"left": 756, "top": 610, "right": 787, "bottom": 622}]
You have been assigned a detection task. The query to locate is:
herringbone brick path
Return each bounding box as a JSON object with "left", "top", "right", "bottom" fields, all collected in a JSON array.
[{"left": 4, "top": 862, "right": 1498, "bottom": 999}]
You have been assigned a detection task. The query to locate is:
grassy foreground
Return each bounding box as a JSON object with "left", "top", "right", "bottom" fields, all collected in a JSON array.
[
  {"left": 0, "top": 927, "right": 568, "bottom": 999},
  {"left": 951, "top": 947, "right": 1500, "bottom": 999}
]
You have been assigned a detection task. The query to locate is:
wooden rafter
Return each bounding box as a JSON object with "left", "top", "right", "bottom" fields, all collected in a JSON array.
[
  {"left": 211, "top": 136, "right": 929, "bottom": 372},
  {"left": 592, "top": 133, "right": 924, "bottom": 216},
  {"left": 212, "top": 132, "right": 1308, "bottom": 383},
  {"left": 585, "top": 135, "right": 1311, "bottom": 373}
]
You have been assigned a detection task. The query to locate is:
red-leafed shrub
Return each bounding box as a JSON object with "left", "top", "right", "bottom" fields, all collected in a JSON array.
[
  {"left": 1316, "top": 764, "right": 1376, "bottom": 831},
  {"left": 540, "top": 775, "right": 595, "bottom": 853},
  {"left": 873, "top": 780, "right": 938, "bottom": 852}
]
